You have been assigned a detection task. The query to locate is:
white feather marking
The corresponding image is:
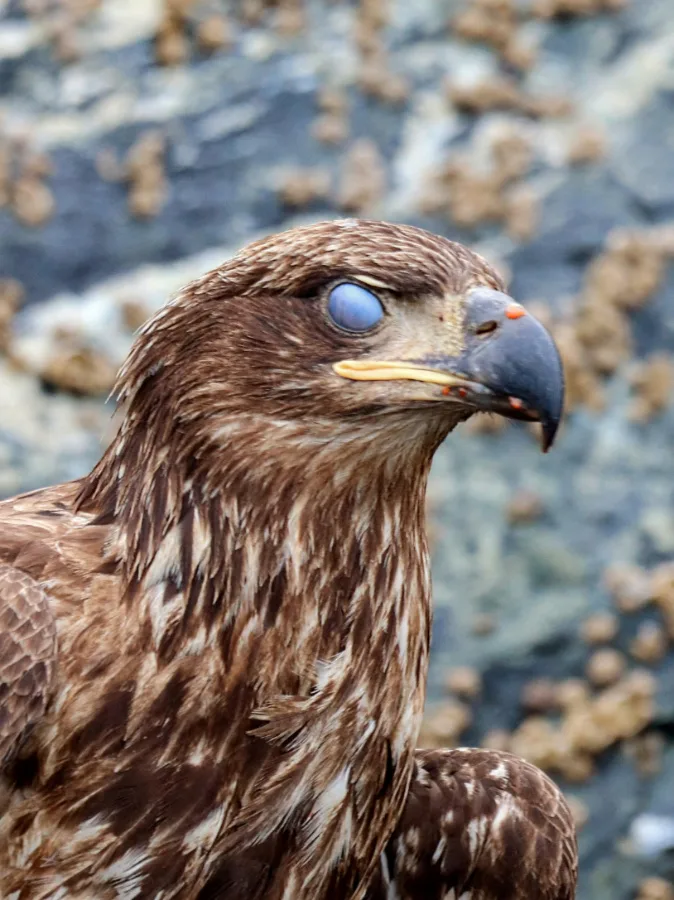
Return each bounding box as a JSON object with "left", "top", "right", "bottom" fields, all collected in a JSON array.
[
  {"left": 379, "top": 851, "right": 400, "bottom": 900},
  {"left": 187, "top": 739, "right": 209, "bottom": 766},
  {"left": 281, "top": 872, "right": 299, "bottom": 900},
  {"left": 432, "top": 836, "right": 447, "bottom": 865},
  {"left": 145, "top": 582, "right": 183, "bottom": 647},
  {"left": 191, "top": 513, "right": 210, "bottom": 567},
  {"left": 96, "top": 848, "right": 148, "bottom": 898},
  {"left": 391, "top": 698, "right": 418, "bottom": 761},
  {"left": 145, "top": 527, "right": 182, "bottom": 588},
  {"left": 491, "top": 792, "right": 521, "bottom": 833},
  {"left": 397, "top": 610, "right": 409, "bottom": 668},
  {"left": 489, "top": 761, "right": 508, "bottom": 783},
  {"left": 304, "top": 767, "right": 351, "bottom": 852},
  {"left": 315, "top": 652, "right": 349, "bottom": 691},
  {"left": 182, "top": 805, "right": 227, "bottom": 852},
  {"left": 179, "top": 625, "right": 209, "bottom": 656},
  {"left": 405, "top": 827, "right": 421, "bottom": 851},
  {"left": 467, "top": 815, "right": 489, "bottom": 859}
]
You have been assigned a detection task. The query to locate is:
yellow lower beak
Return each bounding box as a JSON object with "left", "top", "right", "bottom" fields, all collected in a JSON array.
[{"left": 333, "top": 360, "right": 468, "bottom": 388}]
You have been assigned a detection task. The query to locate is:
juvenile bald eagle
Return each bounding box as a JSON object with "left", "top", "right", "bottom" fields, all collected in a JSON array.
[{"left": 0, "top": 220, "right": 575, "bottom": 899}]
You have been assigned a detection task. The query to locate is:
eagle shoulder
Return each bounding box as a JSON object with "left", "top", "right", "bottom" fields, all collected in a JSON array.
[{"left": 0, "top": 563, "right": 56, "bottom": 766}]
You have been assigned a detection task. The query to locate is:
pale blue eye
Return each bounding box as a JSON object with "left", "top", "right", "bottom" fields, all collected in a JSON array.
[{"left": 327, "top": 283, "right": 384, "bottom": 333}]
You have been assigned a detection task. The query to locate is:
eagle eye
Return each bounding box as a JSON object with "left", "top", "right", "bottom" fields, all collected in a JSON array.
[{"left": 327, "top": 283, "right": 384, "bottom": 333}]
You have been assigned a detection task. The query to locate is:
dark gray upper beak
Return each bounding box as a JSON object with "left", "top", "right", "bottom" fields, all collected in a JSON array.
[{"left": 452, "top": 288, "right": 565, "bottom": 451}]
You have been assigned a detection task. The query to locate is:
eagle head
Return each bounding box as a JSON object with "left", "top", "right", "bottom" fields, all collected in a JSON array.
[{"left": 109, "top": 218, "right": 563, "bottom": 498}]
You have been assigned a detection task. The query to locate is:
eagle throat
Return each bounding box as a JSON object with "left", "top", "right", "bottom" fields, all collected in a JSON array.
[{"left": 75, "top": 405, "right": 436, "bottom": 898}]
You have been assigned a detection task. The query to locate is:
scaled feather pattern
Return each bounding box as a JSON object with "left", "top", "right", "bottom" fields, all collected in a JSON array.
[{"left": 0, "top": 220, "right": 576, "bottom": 899}]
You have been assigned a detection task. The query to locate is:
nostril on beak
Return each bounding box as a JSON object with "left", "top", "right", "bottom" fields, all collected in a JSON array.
[
  {"left": 474, "top": 320, "right": 499, "bottom": 337},
  {"left": 505, "top": 304, "right": 526, "bottom": 320}
]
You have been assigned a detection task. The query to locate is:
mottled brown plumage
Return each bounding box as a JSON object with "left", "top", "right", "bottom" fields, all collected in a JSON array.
[{"left": 0, "top": 220, "right": 575, "bottom": 899}]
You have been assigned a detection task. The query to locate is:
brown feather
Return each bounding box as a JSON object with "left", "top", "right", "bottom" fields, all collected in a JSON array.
[{"left": 368, "top": 749, "right": 578, "bottom": 900}]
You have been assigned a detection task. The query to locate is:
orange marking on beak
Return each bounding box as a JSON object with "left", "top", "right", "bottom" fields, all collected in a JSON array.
[
  {"left": 441, "top": 386, "right": 451, "bottom": 395},
  {"left": 509, "top": 397, "right": 524, "bottom": 410},
  {"left": 505, "top": 304, "right": 526, "bottom": 320}
]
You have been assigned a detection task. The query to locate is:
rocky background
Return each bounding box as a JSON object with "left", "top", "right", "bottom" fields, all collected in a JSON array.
[{"left": 1, "top": 0, "right": 674, "bottom": 896}]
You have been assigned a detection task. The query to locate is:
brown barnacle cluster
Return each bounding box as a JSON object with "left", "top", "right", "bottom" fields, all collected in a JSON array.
[
  {"left": 585, "top": 647, "right": 626, "bottom": 687},
  {"left": 643, "top": 879, "right": 674, "bottom": 900},
  {"left": 451, "top": 0, "right": 537, "bottom": 71},
  {"left": 312, "top": 87, "right": 350, "bottom": 146},
  {"left": 420, "top": 666, "right": 483, "bottom": 748},
  {"left": 521, "top": 677, "right": 559, "bottom": 714},
  {"left": 628, "top": 354, "right": 674, "bottom": 423},
  {"left": 603, "top": 563, "right": 652, "bottom": 613},
  {"left": 444, "top": 665, "right": 482, "bottom": 701},
  {"left": 21, "top": 0, "right": 102, "bottom": 63},
  {"left": 421, "top": 131, "right": 538, "bottom": 239},
  {"left": 119, "top": 297, "right": 151, "bottom": 332},
  {"left": 630, "top": 620, "right": 668, "bottom": 664},
  {"left": 126, "top": 132, "right": 168, "bottom": 219},
  {"left": 269, "top": 0, "right": 307, "bottom": 36},
  {"left": 585, "top": 231, "right": 666, "bottom": 314},
  {"left": 506, "top": 488, "right": 544, "bottom": 524},
  {"left": 550, "top": 322, "right": 606, "bottom": 412},
  {"left": 481, "top": 556, "right": 674, "bottom": 782},
  {"left": 447, "top": 76, "right": 572, "bottom": 119},
  {"left": 236, "top": 0, "right": 306, "bottom": 34},
  {"left": 196, "top": 12, "right": 235, "bottom": 52},
  {"left": 602, "top": 560, "right": 674, "bottom": 646},
  {"left": 452, "top": 0, "right": 627, "bottom": 72},
  {"left": 156, "top": 0, "right": 191, "bottom": 68},
  {"left": 531, "top": 0, "right": 627, "bottom": 18},
  {"left": 0, "top": 280, "right": 24, "bottom": 353},
  {"left": 507, "top": 669, "right": 657, "bottom": 782},
  {"left": 649, "top": 563, "right": 674, "bottom": 640},
  {"left": 0, "top": 277, "right": 116, "bottom": 398},
  {"left": 637, "top": 877, "right": 674, "bottom": 900},
  {"left": 552, "top": 229, "right": 669, "bottom": 414},
  {"left": 580, "top": 611, "right": 619, "bottom": 645},
  {"left": 278, "top": 167, "right": 331, "bottom": 209},
  {"left": 624, "top": 731, "right": 665, "bottom": 777},
  {"left": 98, "top": 132, "right": 168, "bottom": 220},
  {"left": 337, "top": 138, "right": 387, "bottom": 213},
  {"left": 606, "top": 561, "right": 674, "bottom": 640},
  {"left": 156, "top": 0, "right": 233, "bottom": 65},
  {"left": 0, "top": 129, "right": 55, "bottom": 228},
  {"left": 40, "top": 328, "right": 117, "bottom": 397},
  {"left": 566, "top": 125, "right": 606, "bottom": 165},
  {"left": 420, "top": 699, "right": 473, "bottom": 749},
  {"left": 353, "top": 0, "right": 410, "bottom": 104}
]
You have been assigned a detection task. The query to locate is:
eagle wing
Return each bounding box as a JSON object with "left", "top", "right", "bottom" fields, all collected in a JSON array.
[
  {"left": 0, "top": 563, "right": 56, "bottom": 765},
  {"left": 370, "top": 747, "right": 578, "bottom": 900}
]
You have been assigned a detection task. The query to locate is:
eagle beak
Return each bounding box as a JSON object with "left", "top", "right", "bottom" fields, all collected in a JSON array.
[{"left": 333, "top": 287, "right": 565, "bottom": 452}]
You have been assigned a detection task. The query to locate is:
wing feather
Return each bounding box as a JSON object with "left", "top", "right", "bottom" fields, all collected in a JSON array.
[
  {"left": 0, "top": 563, "right": 56, "bottom": 764},
  {"left": 368, "top": 747, "right": 578, "bottom": 900}
]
